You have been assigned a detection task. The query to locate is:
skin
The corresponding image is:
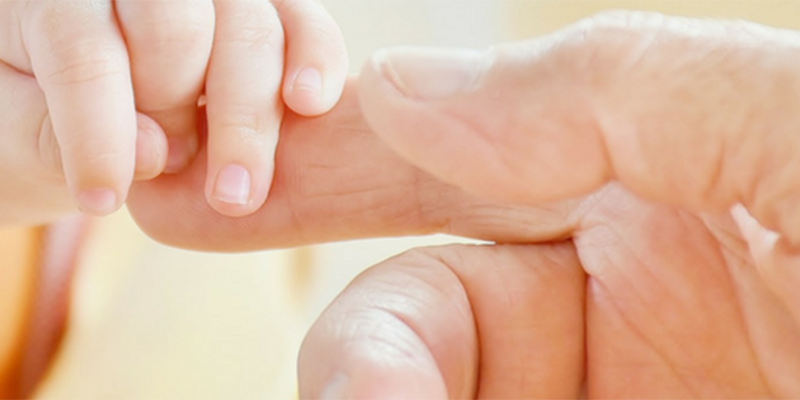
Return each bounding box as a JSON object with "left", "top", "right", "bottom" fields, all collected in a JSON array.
[
  {"left": 126, "top": 11, "right": 800, "bottom": 398},
  {"left": 0, "top": 0, "right": 347, "bottom": 390},
  {"left": 0, "top": 0, "right": 348, "bottom": 222}
]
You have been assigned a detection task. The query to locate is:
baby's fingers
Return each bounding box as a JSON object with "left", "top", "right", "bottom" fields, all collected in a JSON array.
[
  {"left": 116, "top": 0, "right": 215, "bottom": 173},
  {"left": 24, "top": 1, "right": 136, "bottom": 215},
  {"left": 274, "top": 0, "right": 349, "bottom": 116},
  {"left": 205, "top": 0, "right": 284, "bottom": 216}
]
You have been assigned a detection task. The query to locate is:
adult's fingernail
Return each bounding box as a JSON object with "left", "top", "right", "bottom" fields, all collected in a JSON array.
[
  {"left": 77, "top": 188, "right": 119, "bottom": 216},
  {"left": 375, "top": 47, "right": 489, "bottom": 100},
  {"left": 293, "top": 67, "right": 323, "bottom": 99},
  {"left": 213, "top": 164, "right": 251, "bottom": 205},
  {"left": 164, "top": 135, "right": 198, "bottom": 174},
  {"left": 319, "top": 373, "right": 349, "bottom": 400}
]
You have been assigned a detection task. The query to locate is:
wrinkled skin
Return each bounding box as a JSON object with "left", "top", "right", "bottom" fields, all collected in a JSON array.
[
  {"left": 298, "top": 186, "right": 800, "bottom": 398},
  {"left": 128, "top": 11, "right": 800, "bottom": 398}
]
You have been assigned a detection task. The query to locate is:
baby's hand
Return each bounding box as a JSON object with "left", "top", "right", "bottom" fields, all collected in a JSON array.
[
  {"left": 0, "top": 58, "right": 168, "bottom": 224},
  {"left": 0, "top": 0, "right": 347, "bottom": 222},
  {"left": 120, "top": 0, "right": 350, "bottom": 217},
  {"left": 196, "top": 0, "right": 348, "bottom": 216}
]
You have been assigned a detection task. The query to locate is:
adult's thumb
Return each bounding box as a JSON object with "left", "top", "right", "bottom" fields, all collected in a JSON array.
[{"left": 358, "top": 11, "right": 800, "bottom": 244}]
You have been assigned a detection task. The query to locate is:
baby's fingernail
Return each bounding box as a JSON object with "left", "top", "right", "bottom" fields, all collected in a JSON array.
[
  {"left": 77, "top": 188, "right": 118, "bottom": 216},
  {"left": 164, "top": 135, "right": 198, "bottom": 174},
  {"left": 375, "top": 47, "right": 488, "bottom": 100},
  {"left": 293, "top": 67, "right": 322, "bottom": 98},
  {"left": 319, "top": 373, "right": 349, "bottom": 400},
  {"left": 213, "top": 164, "right": 251, "bottom": 205},
  {"left": 134, "top": 123, "right": 166, "bottom": 180}
]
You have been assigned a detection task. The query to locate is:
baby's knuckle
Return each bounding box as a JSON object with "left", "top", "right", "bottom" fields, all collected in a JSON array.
[
  {"left": 218, "top": 1, "right": 283, "bottom": 51},
  {"left": 43, "top": 41, "right": 126, "bottom": 86},
  {"left": 61, "top": 134, "right": 127, "bottom": 158},
  {"left": 31, "top": 0, "right": 112, "bottom": 32},
  {"left": 228, "top": 24, "right": 282, "bottom": 51},
  {"left": 301, "top": 18, "right": 344, "bottom": 52},
  {"left": 140, "top": 18, "right": 210, "bottom": 50},
  {"left": 214, "top": 107, "right": 275, "bottom": 138}
]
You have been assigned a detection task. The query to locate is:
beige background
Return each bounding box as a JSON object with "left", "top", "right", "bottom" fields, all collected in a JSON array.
[
  {"left": 35, "top": 1, "right": 800, "bottom": 398},
  {"left": 506, "top": 0, "right": 800, "bottom": 36}
]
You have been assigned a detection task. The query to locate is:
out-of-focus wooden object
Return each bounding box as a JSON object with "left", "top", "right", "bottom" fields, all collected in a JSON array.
[{"left": 0, "top": 227, "right": 40, "bottom": 398}]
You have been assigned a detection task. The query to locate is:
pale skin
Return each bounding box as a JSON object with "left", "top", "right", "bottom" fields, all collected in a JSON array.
[
  {"left": 0, "top": 0, "right": 348, "bottom": 224},
  {"left": 2, "top": 6, "right": 800, "bottom": 398},
  {"left": 126, "top": 11, "right": 800, "bottom": 398},
  {"left": 0, "top": 0, "right": 347, "bottom": 387}
]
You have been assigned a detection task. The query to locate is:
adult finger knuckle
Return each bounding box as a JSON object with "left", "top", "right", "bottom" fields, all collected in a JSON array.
[{"left": 556, "top": 10, "right": 668, "bottom": 85}]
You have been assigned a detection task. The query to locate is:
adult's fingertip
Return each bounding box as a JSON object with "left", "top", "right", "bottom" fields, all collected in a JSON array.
[
  {"left": 305, "top": 361, "right": 448, "bottom": 400},
  {"left": 358, "top": 45, "right": 550, "bottom": 205},
  {"left": 337, "top": 369, "right": 447, "bottom": 400},
  {"left": 317, "top": 373, "right": 348, "bottom": 400},
  {"left": 356, "top": 23, "right": 628, "bottom": 210},
  {"left": 298, "top": 248, "right": 478, "bottom": 400}
]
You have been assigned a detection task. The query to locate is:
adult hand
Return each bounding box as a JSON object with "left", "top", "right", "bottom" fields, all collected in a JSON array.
[
  {"left": 298, "top": 11, "right": 800, "bottom": 398},
  {"left": 126, "top": 79, "right": 566, "bottom": 252},
  {"left": 128, "top": 10, "right": 800, "bottom": 397}
]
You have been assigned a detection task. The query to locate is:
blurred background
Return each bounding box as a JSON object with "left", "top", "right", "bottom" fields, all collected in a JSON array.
[{"left": 31, "top": 1, "right": 800, "bottom": 398}]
